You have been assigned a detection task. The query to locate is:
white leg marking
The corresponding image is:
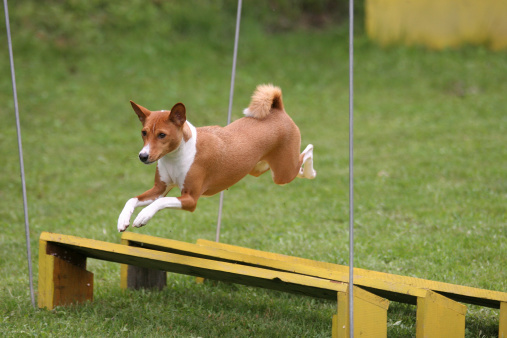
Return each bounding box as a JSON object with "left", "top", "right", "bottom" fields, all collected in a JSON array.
[
  {"left": 298, "top": 144, "right": 317, "bottom": 179},
  {"left": 133, "top": 197, "right": 182, "bottom": 228},
  {"left": 118, "top": 198, "right": 137, "bottom": 232}
]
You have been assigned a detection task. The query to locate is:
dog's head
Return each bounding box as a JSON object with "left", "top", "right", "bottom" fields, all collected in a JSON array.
[{"left": 130, "top": 101, "right": 187, "bottom": 164}]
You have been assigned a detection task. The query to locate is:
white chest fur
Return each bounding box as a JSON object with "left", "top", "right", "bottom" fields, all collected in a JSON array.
[{"left": 157, "top": 121, "right": 197, "bottom": 190}]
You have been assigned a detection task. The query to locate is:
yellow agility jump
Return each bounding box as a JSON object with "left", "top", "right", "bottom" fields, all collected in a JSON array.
[{"left": 38, "top": 232, "right": 507, "bottom": 337}]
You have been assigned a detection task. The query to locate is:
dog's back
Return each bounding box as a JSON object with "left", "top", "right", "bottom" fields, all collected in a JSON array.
[{"left": 194, "top": 84, "right": 302, "bottom": 194}]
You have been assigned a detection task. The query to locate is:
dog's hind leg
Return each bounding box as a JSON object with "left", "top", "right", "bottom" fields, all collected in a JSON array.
[{"left": 297, "top": 144, "right": 317, "bottom": 179}]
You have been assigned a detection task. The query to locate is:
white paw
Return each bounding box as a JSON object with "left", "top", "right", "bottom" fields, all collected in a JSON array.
[
  {"left": 298, "top": 144, "right": 317, "bottom": 179},
  {"left": 302, "top": 163, "right": 317, "bottom": 179},
  {"left": 117, "top": 198, "right": 138, "bottom": 232},
  {"left": 117, "top": 214, "right": 131, "bottom": 232},
  {"left": 298, "top": 166, "right": 317, "bottom": 179}
]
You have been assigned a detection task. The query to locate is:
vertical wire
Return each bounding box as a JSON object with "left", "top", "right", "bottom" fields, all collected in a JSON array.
[
  {"left": 3, "top": 0, "right": 36, "bottom": 308},
  {"left": 216, "top": 0, "right": 242, "bottom": 242},
  {"left": 348, "top": 0, "right": 355, "bottom": 335}
]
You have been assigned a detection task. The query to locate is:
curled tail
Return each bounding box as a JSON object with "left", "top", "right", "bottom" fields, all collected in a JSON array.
[{"left": 243, "top": 84, "right": 284, "bottom": 119}]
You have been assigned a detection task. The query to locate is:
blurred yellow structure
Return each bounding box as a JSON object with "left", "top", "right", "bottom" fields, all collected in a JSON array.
[{"left": 366, "top": 0, "right": 507, "bottom": 50}]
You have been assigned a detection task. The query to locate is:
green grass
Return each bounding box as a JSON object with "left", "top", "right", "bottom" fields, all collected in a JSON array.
[{"left": 1, "top": 2, "right": 506, "bottom": 337}]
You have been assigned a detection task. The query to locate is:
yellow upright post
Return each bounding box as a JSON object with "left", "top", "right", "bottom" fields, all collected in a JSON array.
[
  {"left": 416, "top": 290, "right": 467, "bottom": 338},
  {"left": 332, "top": 286, "right": 389, "bottom": 338},
  {"left": 38, "top": 239, "right": 93, "bottom": 310},
  {"left": 120, "top": 237, "right": 129, "bottom": 290},
  {"left": 500, "top": 302, "right": 507, "bottom": 338}
]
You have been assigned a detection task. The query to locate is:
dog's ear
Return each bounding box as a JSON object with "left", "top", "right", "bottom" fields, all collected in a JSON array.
[
  {"left": 169, "top": 103, "right": 186, "bottom": 127},
  {"left": 130, "top": 101, "right": 151, "bottom": 124}
]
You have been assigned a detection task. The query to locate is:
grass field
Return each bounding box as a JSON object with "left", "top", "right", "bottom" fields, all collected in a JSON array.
[{"left": 1, "top": 2, "right": 506, "bottom": 337}]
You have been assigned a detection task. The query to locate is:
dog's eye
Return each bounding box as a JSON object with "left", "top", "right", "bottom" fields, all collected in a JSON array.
[
  {"left": 142, "top": 131, "right": 147, "bottom": 137},
  {"left": 158, "top": 133, "right": 166, "bottom": 139}
]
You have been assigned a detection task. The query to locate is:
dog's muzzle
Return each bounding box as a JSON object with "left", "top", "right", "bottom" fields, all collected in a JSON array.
[{"left": 139, "top": 153, "right": 150, "bottom": 163}]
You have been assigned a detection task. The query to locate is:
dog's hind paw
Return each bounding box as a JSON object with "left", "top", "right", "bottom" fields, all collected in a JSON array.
[{"left": 298, "top": 144, "right": 317, "bottom": 179}]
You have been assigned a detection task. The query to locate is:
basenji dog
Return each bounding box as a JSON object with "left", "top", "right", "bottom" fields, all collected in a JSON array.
[{"left": 117, "top": 84, "right": 316, "bottom": 232}]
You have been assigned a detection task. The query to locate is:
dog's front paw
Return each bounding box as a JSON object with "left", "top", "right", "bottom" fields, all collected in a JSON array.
[
  {"left": 118, "top": 212, "right": 133, "bottom": 232},
  {"left": 133, "top": 206, "right": 156, "bottom": 228},
  {"left": 117, "top": 198, "right": 138, "bottom": 232}
]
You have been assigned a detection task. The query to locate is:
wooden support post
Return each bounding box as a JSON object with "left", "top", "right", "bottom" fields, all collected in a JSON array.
[
  {"left": 416, "top": 290, "right": 467, "bottom": 338},
  {"left": 332, "top": 286, "right": 389, "bottom": 338},
  {"left": 500, "top": 302, "right": 507, "bottom": 338},
  {"left": 120, "top": 237, "right": 166, "bottom": 290},
  {"left": 38, "top": 239, "right": 93, "bottom": 310}
]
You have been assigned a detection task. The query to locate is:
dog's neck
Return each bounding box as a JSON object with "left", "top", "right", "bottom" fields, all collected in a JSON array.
[{"left": 157, "top": 121, "right": 197, "bottom": 190}]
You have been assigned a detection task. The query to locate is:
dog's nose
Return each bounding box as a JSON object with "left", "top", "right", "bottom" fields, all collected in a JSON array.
[{"left": 139, "top": 153, "right": 149, "bottom": 163}]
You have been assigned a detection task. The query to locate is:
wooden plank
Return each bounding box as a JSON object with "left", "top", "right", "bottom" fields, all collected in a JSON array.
[
  {"left": 121, "top": 232, "right": 428, "bottom": 304},
  {"left": 333, "top": 286, "right": 389, "bottom": 338},
  {"left": 39, "top": 232, "right": 348, "bottom": 304},
  {"left": 193, "top": 238, "right": 507, "bottom": 308},
  {"left": 416, "top": 290, "right": 466, "bottom": 337}
]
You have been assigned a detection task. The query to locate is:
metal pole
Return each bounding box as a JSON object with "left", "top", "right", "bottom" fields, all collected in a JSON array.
[
  {"left": 3, "top": 0, "right": 36, "bottom": 308},
  {"left": 348, "top": 0, "right": 355, "bottom": 335},
  {"left": 216, "top": 0, "right": 242, "bottom": 242}
]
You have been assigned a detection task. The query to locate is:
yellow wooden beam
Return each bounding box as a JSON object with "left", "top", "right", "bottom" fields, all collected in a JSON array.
[
  {"left": 194, "top": 238, "right": 507, "bottom": 309},
  {"left": 38, "top": 232, "right": 349, "bottom": 307},
  {"left": 416, "top": 290, "right": 467, "bottom": 337},
  {"left": 333, "top": 286, "right": 389, "bottom": 338},
  {"left": 121, "top": 233, "right": 427, "bottom": 302}
]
